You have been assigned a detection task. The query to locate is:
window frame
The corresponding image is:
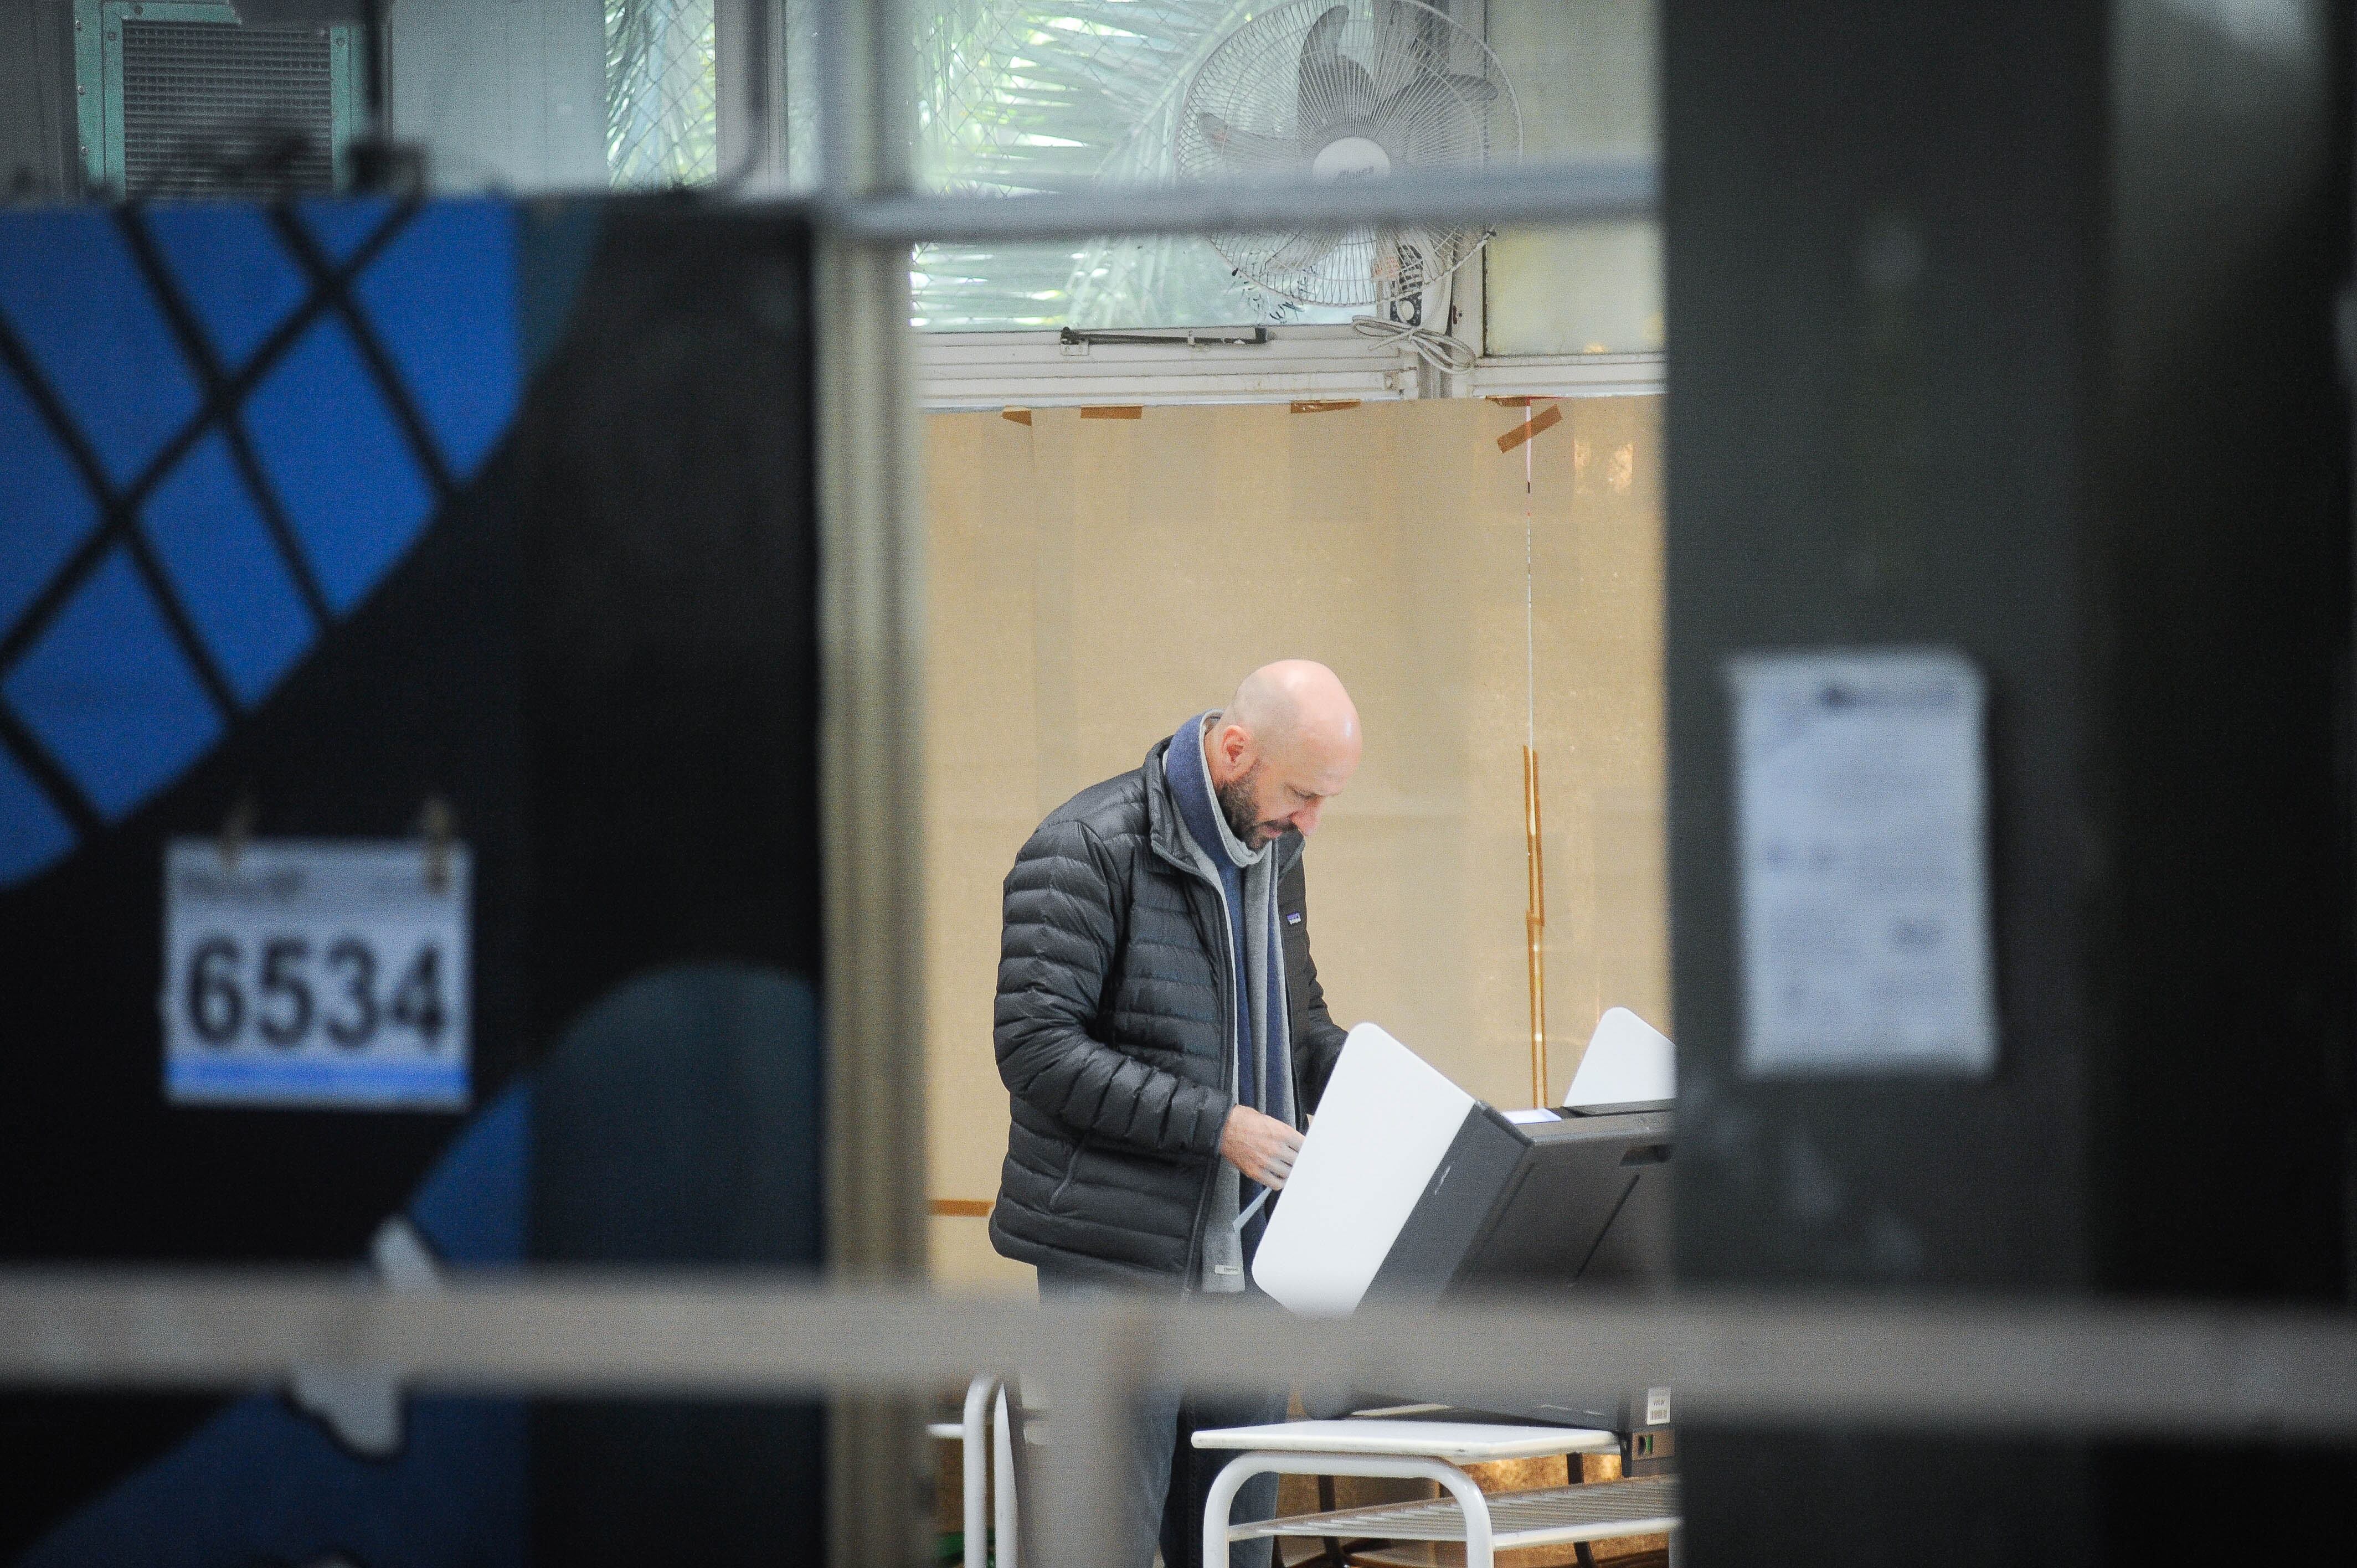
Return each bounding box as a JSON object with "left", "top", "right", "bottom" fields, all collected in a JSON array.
[
  {"left": 886, "top": 0, "right": 1662, "bottom": 401},
  {"left": 916, "top": 324, "right": 1663, "bottom": 409}
]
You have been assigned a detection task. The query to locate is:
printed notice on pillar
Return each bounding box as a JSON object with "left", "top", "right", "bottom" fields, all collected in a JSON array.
[
  {"left": 161, "top": 839, "right": 471, "bottom": 1109},
  {"left": 1730, "top": 649, "right": 1995, "bottom": 1076}
]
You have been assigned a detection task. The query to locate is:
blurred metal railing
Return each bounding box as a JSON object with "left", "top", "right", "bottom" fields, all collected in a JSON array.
[
  {"left": 4, "top": 1272, "right": 2355, "bottom": 1566},
  {"left": 821, "top": 157, "right": 1658, "bottom": 244}
]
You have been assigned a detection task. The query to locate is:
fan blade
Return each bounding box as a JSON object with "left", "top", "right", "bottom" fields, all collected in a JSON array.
[
  {"left": 1265, "top": 228, "right": 1341, "bottom": 276},
  {"left": 1372, "top": 0, "right": 1453, "bottom": 91},
  {"left": 1300, "top": 6, "right": 1347, "bottom": 85},
  {"left": 1437, "top": 71, "right": 1500, "bottom": 105},
  {"left": 1390, "top": 219, "right": 1469, "bottom": 291},
  {"left": 1371, "top": 0, "right": 1418, "bottom": 62},
  {"left": 1196, "top": 111, "right": 1301, "bottom": 172},
  {"left": 1372, "top": 72, "right": 1497, "bottom": 168},
  {"left": 1372, "top": 72, "right": 1500, "bottom": 127},
  {"left": 1335, "top": 57, "right": 1379, "bottom": 121},
  {"left": 1298, "top": 5, "right": 1377, "bottom": 130},
  {"left": 1372, "top": 225, "right": 1421, "bottom": 295}
]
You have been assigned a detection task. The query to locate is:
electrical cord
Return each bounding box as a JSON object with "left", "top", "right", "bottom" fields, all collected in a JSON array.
[
  {"left": 1350, "top": 311, "right": 1480, "bottom": 373},
  {"left": 1348, "top": 265, "right": 1476, "bottom": 374}
]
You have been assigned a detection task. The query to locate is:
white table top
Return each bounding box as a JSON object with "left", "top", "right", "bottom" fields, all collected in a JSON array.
[{"left": 1190, "top": 1420, "right": 1620, "bottom": 1460}]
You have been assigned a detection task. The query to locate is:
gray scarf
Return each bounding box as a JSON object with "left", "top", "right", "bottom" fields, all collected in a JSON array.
[{"left": 1164, "top": 712, "right": 1292, "bottom": 1292}]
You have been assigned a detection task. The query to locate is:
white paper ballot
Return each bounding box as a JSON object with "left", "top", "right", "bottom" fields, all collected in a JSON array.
[
  {"left": 1563, "top": 1007, "right": 1675, "bottom": 1110},
  {"left": 1250, "top": 1023, "right": 1474, "bottom": 1316},
  {"left": 1731, "top": 648, "right": 1996, "bottom": 1076}
]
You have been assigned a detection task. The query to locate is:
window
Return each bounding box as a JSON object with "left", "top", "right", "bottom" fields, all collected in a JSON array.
[
  {"left": 908, "top": 0, "right": 1663, "bottom": 346},
  {"left": 1481, "top": 0, "right": 1661, "bottom": 355},
  {"left": 591, "top": 1, "right": 1665, "bottom": 351},
  {"left": 913, "top": 0, "right": 1356, "bottom": 330},
  {"left": 606, "top": 0, "right": 720, "bottom": 189}
]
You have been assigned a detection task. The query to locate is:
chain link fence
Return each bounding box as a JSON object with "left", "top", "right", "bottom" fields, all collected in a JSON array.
[{"left": 608, "top": 0, "right": 721, "bottom": 189}]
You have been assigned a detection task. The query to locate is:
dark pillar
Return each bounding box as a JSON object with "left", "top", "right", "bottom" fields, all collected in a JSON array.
[
  {"left": 0, "top": 2, "right": 78, "bottom": 202},
  {"left": 1664, "top": 1, "right": 2353, "bottom": 1560}
]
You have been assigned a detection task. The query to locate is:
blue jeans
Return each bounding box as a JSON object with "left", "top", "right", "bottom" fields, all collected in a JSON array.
[{"left": 1032, "top": 1269, "right": 1290, "bottom": 1568}]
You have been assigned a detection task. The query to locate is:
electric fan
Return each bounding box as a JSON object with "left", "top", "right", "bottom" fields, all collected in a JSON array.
[{"left": 1174, "top": 0, "right": 1520, "bottom": 344}]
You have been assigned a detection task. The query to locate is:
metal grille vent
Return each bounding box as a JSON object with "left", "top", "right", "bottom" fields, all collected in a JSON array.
[{"left": 121, "top": 20, "right": 336, "bottom": 198}]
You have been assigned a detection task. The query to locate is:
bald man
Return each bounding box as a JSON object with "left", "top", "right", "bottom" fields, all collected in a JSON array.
[{"left": 991, "top": 662, "right": 1362, "bottom": 1568}]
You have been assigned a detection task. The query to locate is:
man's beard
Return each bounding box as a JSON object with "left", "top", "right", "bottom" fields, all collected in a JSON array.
[{"left": 1217, "top": 764, "right": 1278, "bottom": 849}]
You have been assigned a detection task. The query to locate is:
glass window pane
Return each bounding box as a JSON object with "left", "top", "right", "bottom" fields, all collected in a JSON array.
[
  {"left": 784, "top": 0, "right": 822, "bottom": 189},
  {"left": 388, "top": 0, "right": 611, "bottom": 195},
  {"left": 912, "top": 0, "right": 1473, "bottom": 331},
  {"left": 1483, "top": 0, "right": 1661, "bottom": 355},
  {"left": 607, "top": 0, "right": 721, "bottom": 189},
  {"left": 910, "top": 235, "right": 1350, "bottom": 331}
]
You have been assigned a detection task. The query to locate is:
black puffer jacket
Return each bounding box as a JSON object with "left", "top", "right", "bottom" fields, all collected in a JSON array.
[{"left": 989, "top": 733, "right": 1350, "bottom": 1286}]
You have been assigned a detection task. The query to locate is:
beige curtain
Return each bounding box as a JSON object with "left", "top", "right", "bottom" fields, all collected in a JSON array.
[{"left": 921, "top": 397, "right": 1666, "bottom": 1287}]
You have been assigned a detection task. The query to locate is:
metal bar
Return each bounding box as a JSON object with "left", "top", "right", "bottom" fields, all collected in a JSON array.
[
  {"left": 992, "top": 1382, "right": 1020, "bottom": 1568},
  {"left": 816, "top": 226, "right": 930, "bottom": 1568},
  {"left": 825, "top": 158, "right": 1656, "bottom": 245},
  {"left": 1035, "top": 1311, "right": 1145, "bottom": 1568},
  {"left": 961, "top": 1373, "right": 995, "bottom": 1568},
  {"left": 1206, "top": 1453, "right": 1499, "bottom": 1568},
  {"left": 713, "top": 0, "right": 778, "bottom": 190},
  {"left": 814, "top": 0, "right": 862, "bottom": 202},
  {"left": 1061, "top": 326, "right": 1272, "bottom": 348},
  {"left": 1231, "top": 1476, "right": 1682, "bottom": 1545},
  {"left": 1525, "top": 744, "right": 1548, "bottom": 1107},
  {"left": 4, "top": 1275, "right": 2357, "bottom": 1440},
  {"left": 813, "top": 4, "right": 928, "bottom": 1561},
  {"left": 815, "top": 247, "right": 932, "bottom": 1566}
]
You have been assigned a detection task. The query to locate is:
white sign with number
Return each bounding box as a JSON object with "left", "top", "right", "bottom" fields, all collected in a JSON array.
[{"left": 161, "top": 839, "right": 471, "bottom": 1109}]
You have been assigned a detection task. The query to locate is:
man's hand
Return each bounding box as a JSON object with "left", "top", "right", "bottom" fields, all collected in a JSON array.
[{"left": 1221, "top": 1105, "right": 1304, "bottom": 1189}]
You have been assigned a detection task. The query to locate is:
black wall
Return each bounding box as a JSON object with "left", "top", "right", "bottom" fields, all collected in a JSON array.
[
  {"left": 1665, "top": 1, "right": 2354, "bottom": 1561},
  {"left": 0, "top": 201, "right": 828, "bottom": 1566},
  {"left": 512, "top": 202, "right": 827, "bottom": 1568}
]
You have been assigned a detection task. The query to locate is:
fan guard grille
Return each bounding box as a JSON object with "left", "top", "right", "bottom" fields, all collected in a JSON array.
[{"left": 1174, "top": 0, "right": 1521, "bottom": 308}]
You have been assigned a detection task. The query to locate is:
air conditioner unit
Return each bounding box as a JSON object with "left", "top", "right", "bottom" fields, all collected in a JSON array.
[{"left": 73, "top": 0, "right": 366, "bottom": 198}]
